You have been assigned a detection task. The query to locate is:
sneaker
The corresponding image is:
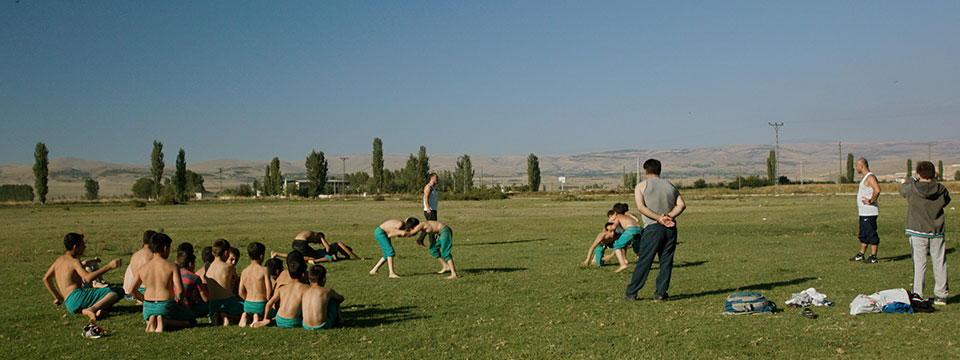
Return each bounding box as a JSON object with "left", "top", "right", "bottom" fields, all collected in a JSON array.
[
  {"left": 653, "top": 293, "right": 669, "bottom": 302},
  {"left": 82, "top": 322, "right": 105, "bottom": 339},
  {"left": 867, "top": 255, "right": 878, "bottom": 264},
  {"left": 849, "top": 253, "right": 864, "bottom": 262},
  {"left": 934, "top": 297, "right": 948, "bottom": 306}
]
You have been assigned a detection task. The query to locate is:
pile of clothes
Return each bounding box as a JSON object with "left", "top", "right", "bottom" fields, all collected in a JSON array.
[
  {"left": 849, "top": 288, "right": 935, "bottom": 315},
  {"left": 784, "top": 288, "right": 834, "bottom": 307}
]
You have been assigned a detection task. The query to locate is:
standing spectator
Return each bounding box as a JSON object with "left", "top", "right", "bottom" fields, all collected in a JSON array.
[
  {"left": 850, "top": 158, "right": 881, "bottom": 263},
  {"left": 900, "top": 161, "right": 951, "bottom": 305},
  {"left": 417, "top": 173, "right": 439, "bottom": 247}
]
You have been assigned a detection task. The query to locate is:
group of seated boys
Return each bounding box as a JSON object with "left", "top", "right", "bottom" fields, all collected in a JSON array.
[{"left": 42, "top": 230, "right": 344, "bottom": 333}]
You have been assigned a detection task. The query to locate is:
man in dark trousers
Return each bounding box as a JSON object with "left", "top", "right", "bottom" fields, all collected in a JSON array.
[
  {"left": 417, "top": 173, "right": 439, "bottom": 247},
  {"left": 625, "top": 159, "right": 686, "bottom": 301}
]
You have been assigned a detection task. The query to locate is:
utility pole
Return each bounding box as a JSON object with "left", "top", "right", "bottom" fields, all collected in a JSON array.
[
  {"left": 480, "top": 165, "right": 483, "bottom": 188},
  {"left": 768, "top": 122, "right": 783, "bottom": 195},
  {"left": 800, "top": 160, "right": 804, "bottom": 186},
  {"left": 339, "top": 157, "right": 348, "bottom": 195},
  {"left": 737, "top": 162, "right": 741, "bottom": 190},
  {"left": 218, "top": 168, "right": 223, "bottom": 194}
]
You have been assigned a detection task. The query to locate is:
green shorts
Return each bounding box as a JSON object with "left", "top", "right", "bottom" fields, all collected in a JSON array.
[
  {"left": 613, "top": 226, "right": 642, "bottom": 251},
  {"left": 276, "top": 315, "right": 303, "bottom": 329},
  {"left": 64, "top": 286, "right": 124, "bottom": 314},
  {"left": 375, "top": 227, "right": 395, "bottom": 259},
  {"left": 188, "top": 301, "right": 208, "bottom": 318},
  {"left": 428, "top": 226, "right": 453, "bottom": 261},
  {"left": 208, "top": 297, "right": 244, "bottom": 316},
  {"left": 142, "top": 300, "right": 197, "bottom": 325},
  {"left": 244, "top": 300, "right": 267, "bottom": 315},
  {"left": 303, "top": 299, "right": 341, "bottom": 330},
  {"left": 594, "top": 245, "right": 605, "bottom": 265}
]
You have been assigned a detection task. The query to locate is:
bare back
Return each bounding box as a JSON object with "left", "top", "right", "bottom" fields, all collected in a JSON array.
[
  {"left": 137, "top": 256, "right": 180, "bottom": 301},
  {"left": 123, "top": 247, "right": 152, "bottom": 291},
  {"left": 51, "top": 255, "right": 84, "bottom": 298},
  {"left": 415, "top": 220, "right": 445, "bottom": 234},
  {"left": 302, "top": 285, "right": 341, "bottom": 327},
  {"left": 239, "top": 263, "right": 270, "bottom": 302},
  {"left": 205, "top": 259, "right": 237, "bottom": 300},
  {"left": 614, "top": 213, "right": 641, "bottom": 229},
  {"left": 379, "top": 219, "right": 408, "bottom": 238},
  {"left": 275, "top": 282, "right": 308, "bottom": 319}
]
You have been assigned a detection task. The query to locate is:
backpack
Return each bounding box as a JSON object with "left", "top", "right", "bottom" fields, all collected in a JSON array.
[{"left": 724, "top": 292, "right": 777, "bottom": 314}]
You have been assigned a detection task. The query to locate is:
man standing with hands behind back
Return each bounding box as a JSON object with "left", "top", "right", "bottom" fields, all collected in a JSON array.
[{"left": 625, "top": 159, "right": 685, "bottom": 302}]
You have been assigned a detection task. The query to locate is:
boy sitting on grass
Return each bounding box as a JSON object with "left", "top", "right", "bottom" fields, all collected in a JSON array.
[
  {"left": 206, "top": 239, "right": 243, "bottom": 326},
  {"left": 123, "top": 230, "right": 156, "bottom": 300},
  {"left": 405, "top": 220, "right": 459, "bottom": 279},
  {"left": 253, "top": 255, "right": 309, "bottom": 328},
  {"left": 302, "top": 265, "right": 344, "bottom": 330},
  {"left": 369, "top": 217, "right": 421, "bottom": 278},
  {"left": 131, "top": 233, "right": 196, "bottom": 332},
  {"left": 42, "top": 233, "right": 124, "bottom": 322},
  {"left": 177, "top": 250, "right": 209, "bottom": 318},
  {"left": 195, "top": 246, "right": 214, "bottom": 279},
  {"left": 239, "top": 242, "right": 273, "bottom": 327}
]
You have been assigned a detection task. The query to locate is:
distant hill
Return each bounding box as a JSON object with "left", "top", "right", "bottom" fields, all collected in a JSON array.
[{"left": 2, "top": 139, "right": 957, "bottom": 198}]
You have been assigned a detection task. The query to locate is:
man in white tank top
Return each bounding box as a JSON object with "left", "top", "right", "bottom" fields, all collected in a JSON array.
[{"left": 850, "top": 158, "right": 881, "bottom": 263}]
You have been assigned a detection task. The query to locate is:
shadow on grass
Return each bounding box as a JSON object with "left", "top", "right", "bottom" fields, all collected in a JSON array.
[
  {"left": 460, "top": 267, "right": 527, "bottom": 274},
  {"left": 342, "top": 304, "right": 428, "bottom": 328},
  {"left": 460, "top": 238, "right": 547, "bottom": 246},
  {"left": 672, "top": 277, "right": 818, "bottom": 300},
  {"left": 882, "top": 247, "right": 954, "bottom": 262},
  {"left": 106, "top": 304, "right": 143, "bottom": 317}
]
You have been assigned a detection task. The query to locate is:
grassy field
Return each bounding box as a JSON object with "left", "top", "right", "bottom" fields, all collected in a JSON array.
[{"left": 1, "top": 194, "right": 958, "bottom": 359}]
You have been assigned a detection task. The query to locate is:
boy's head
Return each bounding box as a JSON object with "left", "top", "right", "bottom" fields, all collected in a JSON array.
[
  {"left": 916, "top": 161, "right": 936, "bottom": 180},
  {"left": 177, "top": 251, "right": 196, "bottom": 271},
  {"left": 604, "top": 222, "right": 615, "bottom": 231},
  {"left": 308, "top": 265, "right": 327, "bottom": 285},
  {"left": 142, "top": 230, "right": 157, "bottom": 246},
  {"left": 64, "top": 233, "right": 85, "bottom": 254},
  {"left": 264, "top": 258, "right": 283, "bottom": 278},
  {"left": 212, "top": 239, "right": 231, "bottom": 261},
  {"left": 401, "top": 217, "right": 420, "bottom": 230},
  {"left": 613, "top": 203, "right": 628, "bottom": 214},
  {"left": 149, "top": 232, "right": 173, "bottom": 257},
  {"left": 247, "top": 242, "right": 265, "bottom": 262},
  {"left": 606, "top": 209, "right": 615, "bottom": 217},
  {"left": 227, "top": 247, "right": 240, "bottom": 265},
  {"left": 643, "top": 159, "right": 662, "bottom": 176},
  {"left": 309, "top": 232, "right": 325, "bottom": 244},
  {"left": 177, "top": 242, "right": 194, "bottom": 256},
  {"left": 200, "top": 246, "right": 214, "bottom": 264},
  {"left": 287, "top": 253, "right": 307, "bottom": 282},
  {"left": 428, "top": 173, "right": 438, "bottom": 183}
]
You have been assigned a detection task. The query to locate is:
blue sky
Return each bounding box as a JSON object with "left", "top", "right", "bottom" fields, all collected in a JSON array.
[{"left": 2, "top": 1, "right": 958, "bottom": 164}]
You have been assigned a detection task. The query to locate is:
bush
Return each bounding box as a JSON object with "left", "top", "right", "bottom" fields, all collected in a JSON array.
[
  {"left": 0, "top": 184, "right": 34, "bottom": 202},
  {"left": 131, "top": 177, "right": 155, "bottom": 198},
  {"left": 132, "top": 199, "right": 147, "bottom": 208}
]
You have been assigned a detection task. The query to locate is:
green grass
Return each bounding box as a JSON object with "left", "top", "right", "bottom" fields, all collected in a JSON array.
[{"left": 1, "top": 195, "right": 959, "bottom": 358}]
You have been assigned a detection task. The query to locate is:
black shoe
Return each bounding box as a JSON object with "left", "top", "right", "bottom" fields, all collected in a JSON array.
[
  {"left": 623, "top": 295, "right": 638, "bottom": 301},
  {"left": 653, "top": 293, "right": 669, "bottom": 302},
  {"left": 867, "top": 255, "right": 878, "bottom": 264},
  {"left": 849, "top": 253, "right": 864, "bottom": 262}
]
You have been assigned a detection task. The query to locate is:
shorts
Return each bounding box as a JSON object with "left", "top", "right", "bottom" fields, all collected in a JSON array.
[
  {"left": 142, "top": 300, "right": 197, "bottom": 325},
  {"left": 303, "top": 299, "right": 340, "bottom": 330},
  {"left": 613, "top": 226, "right": 643, "bottom": 251},
  {"left": 375, "top": 227, "right": 395, "bottom": 258},
  {"left": 276, "top": 315, "right": 302, "bottom": 329},
  {"left": 64, "top": 287, "right": 125, "bottom": 314},
  {"left": 428, "top": 226, "right": 453, "bottom": 261},
  {"left": 208, "top": 297, "right": 244, "bottom": 316},
  {"left": 859, "top": 216, "right": 879, "bottom": 245}
]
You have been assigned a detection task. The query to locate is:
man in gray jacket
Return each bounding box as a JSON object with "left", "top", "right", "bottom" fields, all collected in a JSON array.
[{"left": 899, "top": 161, "right": 952, "bottom": 305}]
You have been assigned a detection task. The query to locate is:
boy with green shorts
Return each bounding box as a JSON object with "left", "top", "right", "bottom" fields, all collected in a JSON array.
[
  {"left": 239, "top": 242, "right": 272, "bottom": 327},
  {"left": 369, "top": 217, "right": 421, "bottom": 278},
  {"left": 302, "top": 265, "right": 345, "bottom": 330},
  {"left": 406, "top": 220, "right": 459, "bottom": 279},
  {"left": 610, "top": 203, "right": 643, "bottom": 273},
  {"left": 252, "top": 254, "right": 309, "bottom": 328},
  {"left": 206, "top": 239, "right": 243, "bottom": 326},
  {"left": 42, "top": 233, "right": 124, "bottom": 323},
  {"left": 131, "top": 232, "right": 196, "bottom": 332}
]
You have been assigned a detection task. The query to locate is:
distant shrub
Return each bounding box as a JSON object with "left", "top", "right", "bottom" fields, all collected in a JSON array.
[
  {"left": 132, "top": 199, "right": 147, "bottom": 208},
  {"left": 0, "top": 184, "right": 34, "bottom": 202}
]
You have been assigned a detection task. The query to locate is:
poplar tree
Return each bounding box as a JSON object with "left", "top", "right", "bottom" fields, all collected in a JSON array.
[
  {"left": 527, "top": 154, "right": 540, "bottom": 192},
  {"left": 846, "top": 153, "right": 855, "bottom": 183},
  {"left": 305, "top": 150, "right": 328, "bottom": 197},
  {"left": 175, "top": 149, "right": 187, "bottom": 202},
  {"left": 151, "top": 140, "right": 164, "bottom": 198},
  {"left": 372, "top": 138, "right": 384, "bottom": 193},
  {"left": 33, "top": 142, "right": 49, "bottom": 204}
]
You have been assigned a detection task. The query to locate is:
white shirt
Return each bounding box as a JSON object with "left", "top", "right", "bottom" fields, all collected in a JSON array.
[{"left": 857, "top": 172, "right": 879, "bottom": 216}]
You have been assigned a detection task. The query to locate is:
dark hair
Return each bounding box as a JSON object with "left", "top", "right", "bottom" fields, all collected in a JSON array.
[
  {"left": 401, "top": 217, "right": 420, "bottom": 230},
  {"left": 142, "top": 230, "right": 157, "bottom": 245},
  {"left": 643, "top": 159, "right": 662, "bottom": 176},
  {"left": 613, "top": 203, "right": 628, "bottom": 214},
  {"left": 429, "top": 173, "right": 438, "bottom": 180},
  {"left": 313, "top": 232, "right": 325, "bottom": 242},
  {"left": 149, "top": 233, "right": 173, "bottom": 254},
  {"left": 212, "top": 239, "right": 231, "bottom": 261},
  {"left": 265, "top": 258, "right": 284, "bottom": 277},
  {"left": 200, "top": 246, "right": 214, "bottom": 264},
  {"left": 228, "top": 247, "right": 240, "bottom": 260},
  {"left": 247, "top": 242, "right": 265, "bottom": 261},
  {"left": 604, "top": 222, "right": 614, "bottom": 230},
  {"left": 606, "top": 209, "right": 615, "bottom": 217},
  {"left": 858, "top": 157, "right": 869, "bottom": 168},
  {"left": 287, "top": 254, "right": 307, "bottom": 282},
  {"left": 177, "top": 242, "right": 194, "bottom": 256},
  {"left": 64, "top": 233, "right": 84, "bottom": 251},
  {"left": 917, "top": 161, "right": 936, "bottom": 180},
  {"left": 177, "top": 251, "right": 196, "bottom": 268},
  {"left": 308, "top": 265, "right": 327, "bottom": 284},
  {"left": 286, "top": 251, "right": 304, "bottom": 271}
]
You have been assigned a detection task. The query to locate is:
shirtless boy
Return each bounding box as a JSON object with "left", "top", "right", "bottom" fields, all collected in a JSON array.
[
  {"left": 205, "top": 239, "right": 243, "bottom": 326},
  {"left": 406, "top": 220, "right": 459, "bottom": 279},
  {"left": 123, "top": 230, "right": 156, "bottom": 298},
  {"left": 131, "top": 233, "right": 196, "bottom": 332},
  {"left": 610, "top": 203, "right": 644, "bottom": 273},
  {"left": 369, "top": 217, "right": 421, "bottom": 278},
  {"left": 42, "top": 233, "right": 124, "bottom": 322},
  {"left": 302, "top": 265, "right": 345, "bottom": 330},
  {"left": 195, "top": 246, "right": 214, "bottom": 279},
  {"left": 583, "top": 210, "right": 620, "bottom": 266},
  {"left": 239, "top": 242, "right": 273, "bottom": 327},
  {"left": 252, "top": 255, "right": 309, "bottom": 328},
  {"left": 271, "top": 231, "right": 363, "bottom": 263}
]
